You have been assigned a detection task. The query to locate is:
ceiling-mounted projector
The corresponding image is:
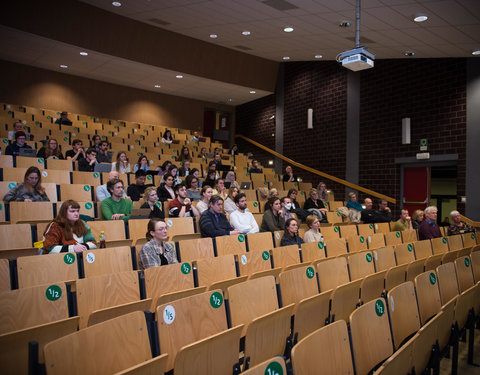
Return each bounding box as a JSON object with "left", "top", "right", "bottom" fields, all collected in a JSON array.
[{"left": 340, "top": 46, "right": 375, "bottom": 71}]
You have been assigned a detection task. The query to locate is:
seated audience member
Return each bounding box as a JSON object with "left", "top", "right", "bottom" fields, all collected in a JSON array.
[
  {"left": 133, "top": 155, "right": 150, "bottom": 173},
  {"left": 360, "top": 198, "right": 376, "bottom": 223},
  {"left": 190, "top": 168, "right": 202, "bottom": 187},
  {"left": 230, "top": 193, "right": 260, "bottom": 234},
  {"left": 447, "top": 210, "right": 474, "bottom": 235},
  {"left": 178, "top": 161, "right": 191, "bottom": 177},
  {"left": 185, "top": 174, "right": 201, "bottom": 201},
  {"left": 5, "top": 131, "right": 32, "bottom": 156},
  {"left": 287, "top": 189, "right": 309, "bottom": 222},
  {"left": 90, "top": 135, "right": 102, "bottom": 151},
  {"left": 225, "top": 171, "right": 240, "bottom": 189},
  {"left": 196, "top": 185, "right": 213, "bottom": 214},
  {"left": 177, "top": 146, "right": 192, "bottom": 163},
  {"left": 156, "top": 160, "right": 172, "bottom": 176},
  {"left": 198, "top": 147, "right": 208, "bottom": 159},
  {"left": 78, "top": 148, "right": 98, "bottom": 172},
  {"left": 101, "top": 179, "right": 133, "bottom": 220},
  {"left": 127, "top": 169, "right": 153, "bottom": 201},
  {"left": 199, "top": 195, "right": 242, "bottom": 238},
  {"left": 411, "top": 209, "right": 424, "bottom": 230},
  {"left": 213, "top": 153, "right": 223, "bottom": 169},
  {"left": 303, "top": 215, "right": 323, "bottom": 243},
  {"left": 37, "top": 138, "right": 64, "bottom": 159},
  {"left": 440, "top": 216, "right": 451, "bottom": 227},
  {"left": 65, "top": 139, "right": 86, "bottom": 162},
  {"left": 280, "top": 218, "right": 304, "bottom": 247},
  {"left": 161, "top": 129, "right": 173, "bottom": 144},
  {"left": 304, "top": 188, "right": 328, "bottom": 221},
  {"left": 203, "top": 170, "right": 218, "bottom": 188},
  {"left": 138, "top": 218, "right": 178, "bottom": 270},
  {"left": 260, "top": 197, "right": 285, "bottom": 232},
  {"left": 206, "top": 160, "right": 220, "bottom": 179},
  {"left": 8, "top": 121, "right": 31, "bottom": 140},
  {"left": 156, "top": 173, "right": 176, "bottom": 202},
  {"left": 96, "top": 141, "right": 112, "bottom": 163},
  {"left": 346, "top": 192, "right": 363, "bottom": 223},
  {"left": 282, "top": 165, "right": 298, "bottom": 182},
  {"left": 190, "top": 131, "right": 200, "bottom": 142},
  {"left": 140, "top": 186, "right": 165, "bottom": 219},
  {"left": 55, "top": 111, "right": 72, "bottom": 125},
  {"left": 377, "top": 199, "right": 393, "bottom": 222},
  {"left": 393, "top": 209, "right": 413, "bottom": 231},
  {"left": 280, "top": 197, "right": 295, "bottom": 221},
  {"left": 229, "top": 144, "right": 239, "bottom": 156},
  {"left": 3, "top": 166, "right": 49, "bottom": 202},
  {"left": 43, "top": 200, "right": 97, "bottom": 254},
  {"left": 168, "top": 183, "right": 200, "bottom": 218},
  {"left": 213, "top": 179, "right": 228, "bottom": 200},
  {"left": 418, "top": 206, "right": 442, "bottom": 240},
  {"left": 224, "top": 186, "right": 239, "bottom": 215},
  {"left": 160, "top": 164, "right": 182, "bottom": 185},
  {"left": 111, "top": 151, "right": 131, "bottom": 173},
  {"left": 249, "top": 160, "right": 263, "bottom": 174},
  {"left": 96, "top": 171, "right": 127, "bottom": 201},
  {"left": 317, "top": 181, "right": 329, "bottom": 202},
  {"left": 262, "top": 188, "right": 276, "bottom": 211}
]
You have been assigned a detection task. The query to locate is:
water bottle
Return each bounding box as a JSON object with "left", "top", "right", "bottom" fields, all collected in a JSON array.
[{"left": 99, "top": 231, "right": 106, "bottom": 248}]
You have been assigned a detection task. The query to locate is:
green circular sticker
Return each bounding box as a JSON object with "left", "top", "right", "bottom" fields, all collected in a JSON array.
[
  {"left": 141, "top": 146, "right": 145, "bottom": 150},
  {"left": 429, "top": 272, "right": 436, "bottom": 285},
  {"left": 306, "top": 266, "right": 315, "bottom": 279},
  {"left": 264, "top": 181, "right": 267, "bottom": 185},
  {"left": 85, "top": 202, "right": 92, "bottom": 209},
  {"left": 318, "top": 241, "right": 324, "bottom": 249},
  {"left": 238, "top": 234, "right": 245, "bottom": 242},
  {"left": 23, "top": 125, "right": 28, "bottom": 130},
  {"left": 264, "top": 361, "right": 283, "bottom": 375},
  {"left": 155, "top": 202, "right": 161, "bottom": 208},
  {"left": 64, "top": 131, "right": 69, "bottom": 135},
  {"left": 83, "top": 185, "right": 90, "bottom": 191},
  {"left": 2, "top": 139, "right": 8, "bottom": 144},
  {"left": 102, "top": 135, "right": 106, "bottom": 139},
  {"left": 45, "top": 285, "right": 62, "bottom": 301},
  {"left": 375, "top": 299, "right": 385, "bottom": 317},
  {"left": 324, "top": 202, "right": 328, "bottom": 206},
  {"left": 47, "top": 116, "right": 51, "bottom": 119},
  {"left": 37, "top": 158, "right": 44, "bottom": 163},
  {"left": 472, "top": 234, "right": 476, "bottom": 239},
  {"left": 210, "top": 291, "right": 223, "bottom": 308},
  {"left": 243, "top": 167, "right": 247, "bottom": 170},
  {"left": 64, "top": 253, "right": 75, "bottom": 264},
  {"left": 360, "top": 236, "right": 365, "bottom": 243},
  {"left": 8, "top": 182, "right": 16, "bottom": 189},
  {"left": 366, "top": 253, "right": 373, "bottom": 262},
  {"left": 147, "top": 175, "right": 152, "bottom": 180},
  {"left": 35, "top": 121, "right": 40, "bottom": 125},
  {"left": 253, "top": 202, "right": 258, "bottom": 207},
  {"left": 395, "top": 232, "right": 400, "bottom": 238},
  {"left": 63, "top": 137, "right": 68, "bottom": 141},
  {"left": 135, "top": 139, "right": 139, "bottom": 143},
  {"left": 93, "top": 172, "right": 99, "bottom": 178},
  {"left": 407, "top": 244, "right": 413, "bottom": 251},
  {"left": 369, "top": 223, "right": 373, "bottom": 229},
  {"left": 442, "top": 237, "right": 447, "bottom": 244},
  {"left": 171, "top": 156, "right": 175, "bottom": 159},
  {"left": 180, "top": 263, "right": 191, "bottom": 274},
  {"left": 0, "top": 204, "right": 2, "bottom": 211},
  {"left": 262, "top": 251, "right": 270, "bottom": 260},
  {"left": 334, "top": 226, "right": 339, "bottom": 232},
  {"left": 337, "top": 212, "right": 341, "bottom": 217},
  {"left": 464, "top": 257, "right": 470, "bottom": 267},
  {"left": 136, "top": 152, "right": 140, "bottom": 156}
]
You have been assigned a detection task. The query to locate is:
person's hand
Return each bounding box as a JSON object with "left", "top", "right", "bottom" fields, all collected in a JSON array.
[
  {"left": 73, "top": 244, "right": 87, "bottom": 253},
  {"left": 279, "top": 210, "right": 284, "bottom": 218},
  {"left": 406, "top": 215, "right": 411, "bottom": 221},
  {"left": 183, "top": 198, "right": 191, "bottom": 206},
  {"left": 90, "top": 157, "right": 97, "bottom": 165},
  {"left": 385, "top": 207, "right": 391, "bottom": 212},
  {"left": 230, "top": 229, "right": 242, "bottom": 235},
  {"left": 24, "top": 198, "right": 33, "bottom": 202},
  {"left": 111, "top": 213, "right": 125, "bottom": 220}
]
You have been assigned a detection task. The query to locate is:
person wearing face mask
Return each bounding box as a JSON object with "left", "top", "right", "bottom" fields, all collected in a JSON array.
[{"left": 280, "top": 197, "right": 295, "bottom": 221}]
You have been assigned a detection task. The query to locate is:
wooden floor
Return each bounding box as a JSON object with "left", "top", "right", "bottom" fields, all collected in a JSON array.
[{"left": 440, "top": 328, "right": 480, "bottom": 375}]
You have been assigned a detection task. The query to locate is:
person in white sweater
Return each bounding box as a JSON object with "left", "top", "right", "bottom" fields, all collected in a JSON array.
[{"left": 229, "top": 193, "right": 259, "bottom": 234}]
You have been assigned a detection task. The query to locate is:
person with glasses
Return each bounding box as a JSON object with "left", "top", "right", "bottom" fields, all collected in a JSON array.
[
  {"left": 138, "top": 218, "right": 178, "bottom": 269},
  {"left": 36, "top": 138, "right": 64, "bottom": 159}
]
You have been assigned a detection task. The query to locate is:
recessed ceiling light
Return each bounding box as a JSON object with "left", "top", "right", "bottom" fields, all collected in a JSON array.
[
  {"left": 242, "top": 31, "right": 251, "bottom": 36},
  {"left": 60, "top": 64, "right": 68, "bottom": 68},
  {"left": 413, "top": 14, "right": 428, "bottom": 23},
  {"left": 154, "top": 85, "right": 161, "bottom": 88},
  {"left": 404, "top": 51, "right": 415, "bottom": 56},
  {"left": 112, "top": 1, "right": 121, "bottom": 7},
  {"left": 209, "top": 34, "right": 218, "bottom": 39},
  {"left": 472, "top": 50, "right": 480, "bottom": 56},
  {"left": 283, "top": 56, "right": 290, "bottom": 60},
  {"left": 249, "top": 90, "right": 256, "bottom": 94},
  {"left": 284, "top": 27, "right": 294, "bottom": 33},
  {"left": 79, "top": 51, "right": 88, "bottom": 56},
  {"left": 176, "top": 75, "right": 183, "bottom": 79},
  {"left": 228, "top": 98, "right": 233, "bottom": 102},
  {"left": 315, "top": 55, "right": 323, "bottom": 59}
]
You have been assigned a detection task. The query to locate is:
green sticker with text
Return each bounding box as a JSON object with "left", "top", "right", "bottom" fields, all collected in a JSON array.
[
  {"left": 38, "top": 158, "right": 44, "bottom": 164},
  {"left": 442, "top": 237, "right": 447, "bottom": 244},
  {"left": 337, "top": 212, "right": 341, "bottom": 216},
  {"left": 360, "top": 236, "right": 365, "bottom": 243},
  {"left": 395, "top": 232, "right": 400, "bottom": 238},
  {"left": 334, "top": 226, "right": 339, "bottom": 232},
  {"left": 83, "top": 185, "right": 90, "bottom": 191},
  {"left": 210, "top": 291, "right": 223, "bottom": 308},
  {"left": 180, "top": 263, "right": 191, "bottom": 274},
  {"left": 8, "top": 182, "right": 16, "bottom": 189},
  {"left": 155, "top": 202, "right": 161, "bottom": 208},
  {"left": 46, "top": 285, "right": 62, "bottom": 301},
  {"left": 464, "top": 257, "right": 470, "bottom": 267},
  {"left": 306, "top": 266, "right": 315, "bottom": 279},
  {"left": 324, "top": 202, "right": 328, "bottom": 206},
  {"left": 147, "top": 175, "right": 152, "bottom": 180},
  {"left": 369, "top": 224, "right": 373, "bottom": 229},
  {"left": 407, "top": 244, "right": 413, "bottom": 252},
  {"left": 366, "top": 253, "right": 373, "bottom": 262},
  {"left": 262, "top": 251, "right": 270, "bottom": 260},
  {"left": 85, "top": 202, "right": 92, "bottom": 209},
  {"left": 318, "top": 241, "right": 324, "bottom": 249},
  {"left": 93, "top": 172, "right": 99, "bottom": 178},
  {"left": 375, "top": 299, "right": 385, "bottom": 317},
  {"left": 472, "top": 234, "right": 476, "bottom": 239},
  {"left": 265, "top": 361, "right": 283, "bottom": 375},
  {"left": 64, "top": 253, "right": 75, "bottom": 264},
  {"left": 238, "top": 234, "right": 245, "bottom": 242},
  {"left": 253, "top": 202, "right": 258, "bottom": 207},
  {"left": 64, "top": 137, "right": 68, "bottom": 141},
  {"left": 429, "top": 272, "right": 436, "bottom": 285}
]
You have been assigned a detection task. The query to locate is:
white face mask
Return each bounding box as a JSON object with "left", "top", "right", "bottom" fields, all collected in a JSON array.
[{"left": 285, "top": 203, "right": 292, "bottom": 210}]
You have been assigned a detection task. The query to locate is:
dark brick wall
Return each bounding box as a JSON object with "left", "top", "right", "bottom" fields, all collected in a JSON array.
[{"left": 236, "top": 58, "right": 467, "bottom": 214}]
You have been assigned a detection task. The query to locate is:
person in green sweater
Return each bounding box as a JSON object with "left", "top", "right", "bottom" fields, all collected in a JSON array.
[
  {"left": 393, "top": 208, "right": 413, "bottom": 231},
  {"left": 101, "top": 178, "right": 133, "bottom": 220}
]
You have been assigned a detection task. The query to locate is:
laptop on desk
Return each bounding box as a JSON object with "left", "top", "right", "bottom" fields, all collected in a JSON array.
[
  {"left": 18, "top": 148, "right": 37, "bottom": 157},
  {"left": 94, "top": 163, "right": 113, "bottom": 173}
]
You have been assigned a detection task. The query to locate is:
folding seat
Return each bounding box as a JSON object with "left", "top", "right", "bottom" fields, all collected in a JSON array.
[
  {"left": 316, "top": 256, "right": 350, "bottom": 292},
  {"left": 319, "top": 225, "right": 340, "bottom": 240},
  {"left": 374, "top": 222, "right": 391, "bottom": 234},
  {"left": 454, "top": 256, "right": 475, "bottom": 292},
  {"left": 447, "top": 234, "right": 463, "bottom": 251},
  {"left": 270, "top": 244, "right": 301, "bottom": 269},
  {"left": 278, "top": 264, "right": 319, "bottom": 306},
  {"left": 348, "top": 251, "right": 375, "bottom": 280},
  {"left": 436, "top": 262, "right": 459, "bottom": 305},
  {"left": 246, "top": 231, "right": 273, "bottom": 252},
  {"left": 300, "top": 241, "right": 326, "bottom": 262},
  {"left": 236, "top": 249, "right": 275, "bottom": 278},
  {"left": 215, "top": 233, "right": 247, "bottom": 256},
  {"left": 324, "top": 237, "right": 347, "bottom": 257},
  {"left": 367, "top": 232, "right": 386, "bottom": 250},
  {"left": 406, "top": 259, "right": 425, "bottom": 282},
  {"left": 346, "top": 234, "right": 368, "bottom": 253},
  {"left": 413, "top": 239, "right": 433, "bottom": 259},
  {"left": 384, "top": 230, "right": 403, "bottom": 246},
  {"left": 360, "top": 270, "right": 387, "bottom": 303},
  {"left": 72, "top": 171, "right": 102, "bottom": 186},
  {"left": 401, "top": 229, "right": 418, "bottom": 242},
  {"left": 414, "top": 271, "right": 442, "bottom": 325},
  {"left": 177, "top": 237, "right": 214, "bottom": 261},
  {"left": 431, "top": 236, "right": 449, "bottom": 255},
  {"left": 330, "top": 279, "right": 362, "bottom": 323},
  {"left": 9, "top": 202, "right": 55, "bottom": 224},
  {"left": 194, "top": 254, "right": 238, "bottom": 288},
  {"left": 372, "top": 246, "right": 396, "bottom": 271},
  {"left": 82, "top": 246, "right": 133, "bottom": 277}
]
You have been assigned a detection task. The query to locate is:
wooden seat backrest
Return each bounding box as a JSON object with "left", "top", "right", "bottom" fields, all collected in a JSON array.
[
  {"left": 0, "top": 223, "right": 32, "bottom": 250},
  {"left": 316, "top": 256, "right": 350, "bottom": 291},
  {"left": 360, "top": 270, "right": 387, "bottom": 304},
  {"left": 447, "top": 234, "right": 463, "bottom": 251},
  {"left": 236, "top": 249, "right": 273, "bottom": 277},
  {"left": 430, "top": 236, "right": 449, "bottom": 255},
  {"left": 372, "top": 246, "right": 396, "bottom": 271},
  {"left": 177, "top": 237, "right": 214, "bottom": 261},
  {"left": 278, "top": 265, "right": 319, "bottom": 305},
  {"left": 270, "top": 245, "right": 301, "bottom": 269},
  {"left": 394, "top": 242, "right": 416, "bottom": 265},
  {"left": 330, "top": 279, "right": 362, "bottom": 323},
  {"left": 385, "top": 264, "right": 407, "bottom": 292},
  {"left": 454, "top": 256, "right": 475, "bottom": 292},
  {"left": 215, "top": 234, "right": 247, "bottom": 256},
  {"left": 9, "top": 201, "right": 54, "bottom": 223},
  {"left": 414, "top": 271, "right": 442, "bottom": 325},
  {"left": 436, "top": 262, "right": 459, "bottom": 305},
  {"left": 246, "top": 231, "right": 274, "bottom": 251},
  {"left": 384, "top": 231, "right": 403, "bottom": 246},
  {"left": 88, "top": 220, "right": 126, "bottom": 241},
  {"left": 194, "top": 254, "right": 237, "bottom": 287},
  {"left": 348, "top": 251, "right": 375, "bottom": 280},
  {"left": 300, "top": 241, "right": 326, "bottom": 262},
  {"left": 82, "top": 246, "right": 132, "bottom": 277}
]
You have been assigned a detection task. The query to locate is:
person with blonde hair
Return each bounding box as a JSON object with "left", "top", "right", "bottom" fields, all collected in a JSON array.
[
  {"left": 111, "top": 151, "right": 131, "bottom": 174},
  {"left": 224, "top": 186, "right": 239, "bottom": 215},
  {"left": 303, "top": 215, "right": 324, "bottom": 243},
  {"left": 411, "top": 209, "right": 424, "bottom": 230},
  {"left": 140, "top": 186, "right": 164, "bottom": 219}
]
